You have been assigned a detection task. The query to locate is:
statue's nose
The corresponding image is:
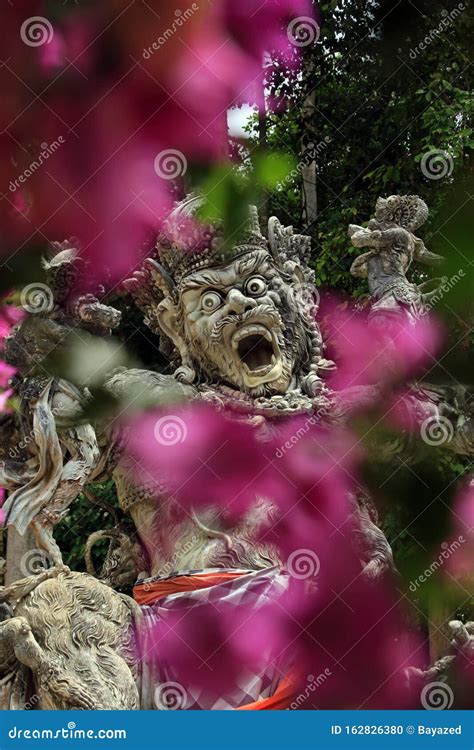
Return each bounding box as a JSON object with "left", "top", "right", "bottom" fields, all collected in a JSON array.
[{"left": 226, "top": 289, "right": 257, "bottom": 314}]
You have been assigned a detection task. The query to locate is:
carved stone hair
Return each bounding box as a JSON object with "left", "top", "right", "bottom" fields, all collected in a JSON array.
[{"left": 374, "top": 195, "right": 429, "bottom": 232}]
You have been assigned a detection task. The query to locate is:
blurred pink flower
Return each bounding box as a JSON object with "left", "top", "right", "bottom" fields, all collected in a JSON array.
[
  {"left": 323, "top": 301, "right": 441, "bottom": 393},
  {"left": 127, "top": 402, "right": 420, "bottom": 707},
  {"left": 137, "top": 515, "right": 421, "bottom": 708},
  {"left": 39, "top": 28, "right": 66, "bottom": 72},
  {"left": 139, "top": 569, "right": 291, "bottom": 702},
  {"left": 126, "top": 405, "right": 284, "bottom": 523},
  {"left": 223, "top": 0, "right": 319, "bottom": 62},
  {"left": 39, "top": 15, "right": 96, "bottom": 75},
  {"left": 170, "top": 0, "right": 316, "bottom": 142},
  {"left": 0, "top": 361, "right": 16, "bottom": 389},
  {"left": 278, "top": 541, "right": 423, "bottom": 708},
  {"left": 125, "top": 404, "right": 358, "bottom": 532},
  {"left": 0, "top": 302, "right": 24, "bottom": 342},
  {"left": 1, "top": 0, "right": 316, "bottom": 286}
]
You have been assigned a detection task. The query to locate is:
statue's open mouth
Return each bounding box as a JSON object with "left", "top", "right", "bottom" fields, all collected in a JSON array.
[{"left": 231, "top": 324, "right": 282, "bottom": 384}]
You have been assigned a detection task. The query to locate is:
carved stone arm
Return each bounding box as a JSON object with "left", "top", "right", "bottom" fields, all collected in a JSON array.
[
  {"left": 412, "top": 237, "right": 443, "bottom": 267},
  {"left": 349, "top": 252, "right": 372, "bottom": 278},
  {"left": 348, "top": 224, "right": 382, "bottom": 249}
]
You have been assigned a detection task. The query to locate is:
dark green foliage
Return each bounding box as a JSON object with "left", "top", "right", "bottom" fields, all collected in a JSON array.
[
  {"left": 246, "top": 0, "right": 473, "bottom": 295},
  {"left": 55, "top": 480, "right": 119, "bottom": 571}
]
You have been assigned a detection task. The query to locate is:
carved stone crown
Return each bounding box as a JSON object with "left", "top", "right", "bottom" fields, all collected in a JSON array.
[
  {"left": 374, "top": 195, "right": 429, "bottom": 232},
  {"left": 156, "top": 195, "right": 269, "bottom": 285},
  {"left": 147, "top": 194, "right": 314, "bottom": 292}
]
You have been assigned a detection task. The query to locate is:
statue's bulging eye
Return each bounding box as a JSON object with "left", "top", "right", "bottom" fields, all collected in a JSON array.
[
  {"left": 200, "top": 291, "right": 222, "bottom": 312},
  {"left": 245, "top": 276, "right": 267, "bottom": 297}
]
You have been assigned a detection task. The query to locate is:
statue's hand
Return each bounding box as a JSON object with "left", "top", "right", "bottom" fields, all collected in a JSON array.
[
  {"left": 349, "top": 227, "right": 382, "bottom": 249},
  {"left": 348, "top": 224, "right": 365, "bottom": 238}
]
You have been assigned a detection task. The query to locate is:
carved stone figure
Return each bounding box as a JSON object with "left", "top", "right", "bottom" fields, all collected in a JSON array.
[
  {"left": 349, "top": 195, "right": 443, "bottom": 325},
  {"left": 0, "top": 196, "right": 472, "bottom": 709}
]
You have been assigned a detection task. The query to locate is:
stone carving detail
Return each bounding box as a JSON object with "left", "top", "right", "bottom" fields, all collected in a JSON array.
[
  {"left": 0, "top": 196, "right": 471, "bottom": 709},
  {"left": 349, "top": 195, "right": 443, "bottom": 324},
  {"left": 124, "top": 195, "right": 333, "bottom": 402},
  {"left": 0, "top": 569, "right": 140, "bottom": 710},
  {"left": 407, "top": 620, "right": 474, "bottom": 709}
]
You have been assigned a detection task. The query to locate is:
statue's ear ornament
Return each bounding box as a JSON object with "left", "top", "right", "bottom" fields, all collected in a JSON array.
[{"left": 268, "top": 216, "right": 312, "bottom": 270}]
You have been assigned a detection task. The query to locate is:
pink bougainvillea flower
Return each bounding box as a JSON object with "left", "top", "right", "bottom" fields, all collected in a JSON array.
[
  {"left": 39, "top": 15, "right": 97, "bottom": 75},
  {"left": 125, "top": 404, "right": 359, "bottom": 531},
  {"left": 170, "top": 0, "right": 317, "bottom": 135},
  {"left": 223, "top": 0, "right": 320, "bottom": 63},
  {"left": 126, "top": 405, "right": 285, "bottom": 523},
  {"left": 0, "top": 361, "right": 16, "bottom": 389},
  {"left": 1, "top": 0, "right": 317, "bottom": 285},
  {"left": 0, "top": 302, "right": 24, "bottom": 342},
  {"left": 322, "top": 300, "right": 441, "bottom": 393},
  {"left": 139, "top": 569, "right": 291, "bottom": 702},
  {"left": 259, "top": 419, "right": 361, "bottom": 559},
  {"left": 124, "top": 403, "right": 362, "bottom": 589}
]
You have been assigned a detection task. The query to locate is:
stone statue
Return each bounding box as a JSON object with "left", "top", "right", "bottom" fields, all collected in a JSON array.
[
  {"left": 349, "top": 195, "right": 443, "bottom": 325},
  {"left": 0, "top": 196, "right": 472, "bottom": 709}
]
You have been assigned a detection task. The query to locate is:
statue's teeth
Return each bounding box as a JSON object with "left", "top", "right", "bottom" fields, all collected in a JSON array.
[{"left": 232, "top": 325, "right": 273, "bottom": 346}]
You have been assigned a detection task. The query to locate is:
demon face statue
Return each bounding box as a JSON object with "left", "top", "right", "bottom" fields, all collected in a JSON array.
[{"left": 126, "top": 196, "right": 331, "bottom": 400}]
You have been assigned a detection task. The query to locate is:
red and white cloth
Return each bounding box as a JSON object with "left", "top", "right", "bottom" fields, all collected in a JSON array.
[{"left": 135, "top": 567, "right": 294, "bottom": 710}]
